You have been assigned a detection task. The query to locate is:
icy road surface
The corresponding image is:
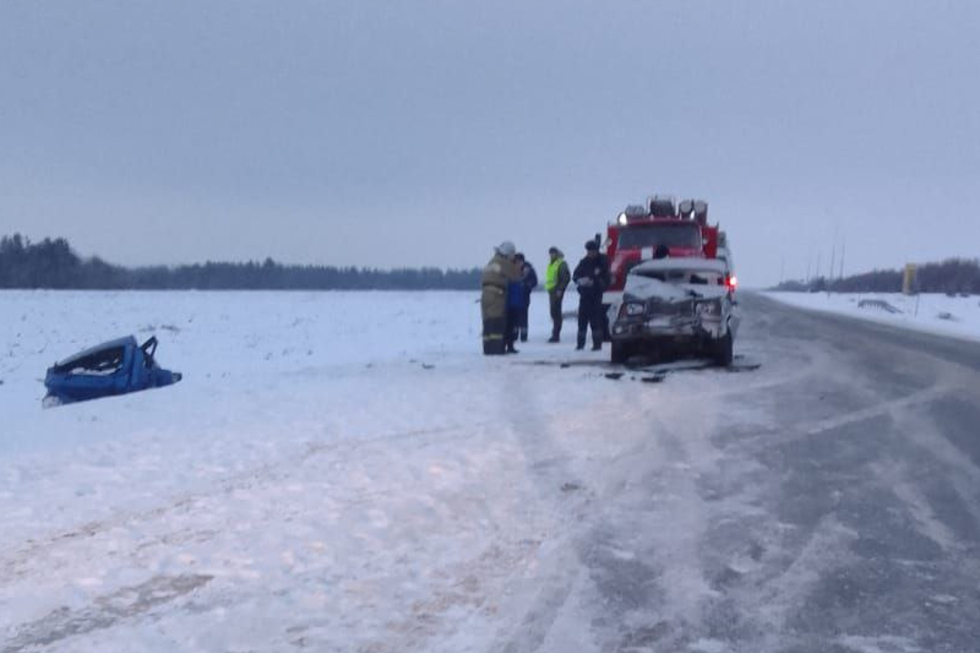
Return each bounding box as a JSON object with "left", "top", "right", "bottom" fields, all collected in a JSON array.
[{"left": 1, "top": 290, "right": 979, "bottom": 652}]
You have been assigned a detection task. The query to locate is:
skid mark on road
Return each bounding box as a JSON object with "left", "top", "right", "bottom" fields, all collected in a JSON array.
[
  {"left": 870, "top": 460, "right": 961, "bottom": 553},
  {"left": 754, "top": 515, "right": 860, "bottom": 638},
  {"left": 836, "top": 634, "right": 923, "bottom": 653},
  {"left": 892, "top": 406, "right": 980, "bottom": 528},
  {"left": 802, "top": 384, "right": 955, "bottom": 436}
]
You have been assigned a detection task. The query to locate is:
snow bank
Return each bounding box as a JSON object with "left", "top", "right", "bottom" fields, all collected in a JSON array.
[{"left": 765, "top": 291, "right": 980, "bottom": 343}]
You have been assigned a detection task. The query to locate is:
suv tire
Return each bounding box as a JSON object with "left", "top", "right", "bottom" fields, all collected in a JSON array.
[
  {"left": 713, "top": 331, "right": 733, "bottom": 367},
  {"left": 611, "top": 341, "right": 631, "bottom": 365}
]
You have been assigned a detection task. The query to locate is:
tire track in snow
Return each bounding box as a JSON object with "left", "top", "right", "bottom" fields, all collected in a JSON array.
[
  {"left": 488, "top": 369, "right": 731, "bottom": 651},
  {"left": 1, "top": 574, "right": 212, "bottom": 653}
]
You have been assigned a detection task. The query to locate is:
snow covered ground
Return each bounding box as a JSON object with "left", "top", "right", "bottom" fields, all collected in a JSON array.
[
  {"left": 5, "top": 290, "right": 980, "bottom": 651},
  {"left": 765, "top": 291, "right": 980, "bottom": 343},
  {"left": 0, "top": 290, "right": 770, "bottom": 652}
]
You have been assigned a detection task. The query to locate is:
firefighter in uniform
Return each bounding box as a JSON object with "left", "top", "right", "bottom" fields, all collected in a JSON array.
[
  {"left": 572, "top": 240, "right": 610, "bottom": 351},
  {"left": 481, "top": 241, "right": 521, "bottom": 355}
]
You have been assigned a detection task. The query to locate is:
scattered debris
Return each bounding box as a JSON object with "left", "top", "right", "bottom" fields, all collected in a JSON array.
[
  {"left": 936, "top": 312, "right": 957, "bottom": 321},
  {"left": 421, "top": 363, "right": 435, "bottom": 370},
  {"left": 560, "top": 482, "right": 582, "bottom": 493},
  {"left": 727, "top": 362, "right": 762, "bottom": 373},
  {"left": 140, "top": 324, "right": 182, "bottom": 333},
  {"left": 527, "top": 356, "right": 761, "bottom": 379}
]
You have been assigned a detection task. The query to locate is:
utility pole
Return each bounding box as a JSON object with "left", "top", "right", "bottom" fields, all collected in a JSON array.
[
  {"left": 829, "top": 227, "right": 838, "bottom": 286},
  {"left": 838, "top": 236, "right": 846, "bottom": 280}
]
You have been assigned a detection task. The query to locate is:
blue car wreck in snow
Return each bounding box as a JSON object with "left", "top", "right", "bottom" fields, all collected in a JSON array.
[{"left": 43, "top": 336, "right": 182, "bottom": 406}]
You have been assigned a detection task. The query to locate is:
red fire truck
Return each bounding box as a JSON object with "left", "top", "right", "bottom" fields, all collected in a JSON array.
[{"left": 602, "top": 195, "right": 728, "bottom": 308}]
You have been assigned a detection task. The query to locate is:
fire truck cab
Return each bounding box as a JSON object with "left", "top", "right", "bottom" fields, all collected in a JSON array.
[{"left": 602, "top": 195, "right": 722, "bottom": 307}]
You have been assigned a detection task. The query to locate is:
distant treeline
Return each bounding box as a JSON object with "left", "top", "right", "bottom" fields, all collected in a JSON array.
[
  {"left": 774, "top": 258, "right": 980, "bottom": 294},
  {"left": 0, "top": 234, "right": 482, "bottom": 290}
]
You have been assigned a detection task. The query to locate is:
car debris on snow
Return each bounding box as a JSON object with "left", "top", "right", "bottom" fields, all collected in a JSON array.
[{"left": 42, "top": 335, "right": 182, "bottom": 406}]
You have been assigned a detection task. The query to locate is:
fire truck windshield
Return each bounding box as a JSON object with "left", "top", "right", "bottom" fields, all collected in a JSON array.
[{"left": 617, "top": 223, "right": 701, "bottom": 250}]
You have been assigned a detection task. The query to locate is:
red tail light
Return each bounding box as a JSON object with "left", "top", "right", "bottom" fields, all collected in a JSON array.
[{"left": 726, "top": 274, "right": 738, "bottom": 291}]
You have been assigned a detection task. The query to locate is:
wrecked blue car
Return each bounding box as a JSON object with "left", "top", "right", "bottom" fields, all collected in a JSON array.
[{"left": 44, "top": 336, "right": 182, "bottom": 406}]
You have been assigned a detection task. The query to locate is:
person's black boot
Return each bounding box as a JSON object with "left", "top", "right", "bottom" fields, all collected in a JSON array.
[{"left": 591, "top": 343, "right": 602, "bottom": 351}]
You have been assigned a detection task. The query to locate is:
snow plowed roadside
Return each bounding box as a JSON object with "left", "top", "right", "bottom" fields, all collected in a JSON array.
[{"left": 765, "top": 291, "right": 980, "bottom": 343}]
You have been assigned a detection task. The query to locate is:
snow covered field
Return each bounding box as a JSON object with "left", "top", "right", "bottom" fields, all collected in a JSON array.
[
  {"left": 765, "top": 291, "right": 980, "bottom": 343},
  {"left": 1, "top": 290, "right": 772, "bottom": 652}
]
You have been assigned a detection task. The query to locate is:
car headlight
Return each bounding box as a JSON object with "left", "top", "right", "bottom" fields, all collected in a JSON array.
[{"left": 624, "top": 302, "right": 645, "bottom": 317}]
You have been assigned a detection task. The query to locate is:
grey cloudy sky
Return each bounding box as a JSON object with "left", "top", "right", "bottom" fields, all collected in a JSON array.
[{"left": 1, "top": 1, "right": 978, "bottom": 286}]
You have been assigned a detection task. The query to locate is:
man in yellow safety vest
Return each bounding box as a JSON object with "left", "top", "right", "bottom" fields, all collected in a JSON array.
[{"left": 545, "top": 247, "right": 571, "bottom": 343}]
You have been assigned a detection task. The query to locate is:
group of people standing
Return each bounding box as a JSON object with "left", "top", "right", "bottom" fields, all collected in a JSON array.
[{"left": 481, "top": 239, "right": 610, "bottom": 355}]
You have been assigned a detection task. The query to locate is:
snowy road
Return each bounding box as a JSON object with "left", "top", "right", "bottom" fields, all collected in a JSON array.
[{"left": 1, "top": 291, "right": 979, "bottom": 652}]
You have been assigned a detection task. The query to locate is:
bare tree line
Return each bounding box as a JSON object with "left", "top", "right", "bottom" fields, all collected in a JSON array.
[
  {"left": 774, "top": 258, "right": 980, "bottom": 294},
  {"left": 0, "top": 234, "right": 481, "bottom": 290}
]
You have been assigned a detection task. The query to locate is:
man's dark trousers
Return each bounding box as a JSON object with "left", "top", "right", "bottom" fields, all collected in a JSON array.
[
  {"left": 549, "top": 291, "right": 563, "bottom": 339},
  {"left": 577, "top": 296, "right": 604, "bottom": 348}
]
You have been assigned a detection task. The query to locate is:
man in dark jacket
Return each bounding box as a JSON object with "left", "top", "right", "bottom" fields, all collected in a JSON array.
[
  {"left": 513, "top": 253, "right": 538, "bottom": 343},
  {"left": 545, "top": 247, "right": 571, "bottom": 342},
  {"left": 572, "top": 240, "right": 610, "bottom": 351}
]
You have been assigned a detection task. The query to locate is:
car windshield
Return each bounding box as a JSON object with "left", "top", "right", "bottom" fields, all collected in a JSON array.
[{"left": 617, "top": 223, "right": 701, "bottom": 250}]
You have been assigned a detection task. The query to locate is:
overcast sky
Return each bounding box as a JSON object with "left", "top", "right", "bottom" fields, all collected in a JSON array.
[{"left": 1, "top": 1, "right": 978, "bottom": 286}]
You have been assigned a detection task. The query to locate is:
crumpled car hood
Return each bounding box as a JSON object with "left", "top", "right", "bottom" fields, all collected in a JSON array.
[{"left": 622, "top": 275, "right": 729, "bottom": 302}]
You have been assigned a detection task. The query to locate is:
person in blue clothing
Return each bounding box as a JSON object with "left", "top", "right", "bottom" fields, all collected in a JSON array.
[
  {"left": 513, "top": 253, "right": 538, "bottom": 343},
  {"left": 573, "top": 240, "right": 610, "bottom": 351},
  {"left": 505, "top": 273, "right": 525, "bottom": 354}
]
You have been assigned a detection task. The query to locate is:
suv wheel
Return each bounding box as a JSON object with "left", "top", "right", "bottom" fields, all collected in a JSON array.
[
  {"left": 713, "top": 332, "right": 733, "bottom": 367},
  {"left": 611, "top": 341, "right": 631, "bottom": 365}
]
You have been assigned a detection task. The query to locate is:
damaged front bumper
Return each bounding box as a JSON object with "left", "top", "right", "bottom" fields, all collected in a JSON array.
[
  {"left": 610, "top": 298, "right": 726, "bottom": 345},
  {"left": 611, "top": 315, "right": 725, "bottom": 342}
]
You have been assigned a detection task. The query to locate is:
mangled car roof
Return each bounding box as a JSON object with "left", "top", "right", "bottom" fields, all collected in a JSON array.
[{"left": 52, "top": 336, "right": 137, "bottom": 368}]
